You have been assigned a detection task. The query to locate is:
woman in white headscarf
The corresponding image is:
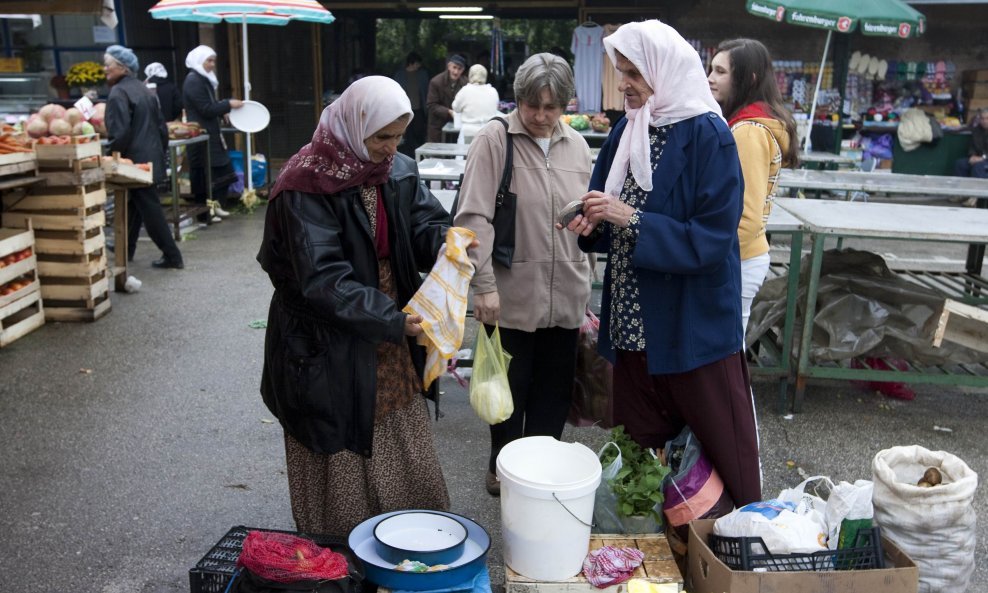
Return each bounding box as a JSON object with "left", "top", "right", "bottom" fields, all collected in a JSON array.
[
  {"left": 257, "top": 76, "right": 456, "bottom": 537},
  {"left": 562, "top": 20, "right": 761, "bottom": 521},
  {"left": 182, "top": 45, "right": 243, "bottom": 221},
  {"left": 144, "top": 62, "right": 183, "bottom": 121}
]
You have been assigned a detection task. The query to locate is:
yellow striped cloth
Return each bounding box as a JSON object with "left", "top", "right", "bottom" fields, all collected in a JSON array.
[{"left": 403, "top": 226, "right": 477, "bottom": 389}]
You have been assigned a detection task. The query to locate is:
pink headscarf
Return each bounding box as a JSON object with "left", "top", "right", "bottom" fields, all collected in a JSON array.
[
  {"left": 271, "top": 76, "right": 413, "bottom": 199},
  {"left": 602, "top": 20, "right": 723, "bottom": 196}
]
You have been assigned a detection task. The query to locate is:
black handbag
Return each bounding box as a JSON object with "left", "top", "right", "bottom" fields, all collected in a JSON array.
[{"left": 450, "top": 117, "right": 516, "bottom": 269}]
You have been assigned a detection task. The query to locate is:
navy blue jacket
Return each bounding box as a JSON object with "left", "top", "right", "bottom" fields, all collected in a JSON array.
[{"left": 579, "top": 113, "right": 744, "bottom": 374}]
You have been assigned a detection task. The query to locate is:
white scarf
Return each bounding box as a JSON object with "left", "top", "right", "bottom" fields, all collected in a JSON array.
[
  {"left": 144, "top": 62, "right": 167, "bottom": 80},
  {"left": 185, "top": 45, "right": 219, "bottom": 90},
  {"left": 321, "top": 75, "right": 413, "bottom": 161},
  {"left": 602, "top": 20, "right": 723, "bottom": 196}
]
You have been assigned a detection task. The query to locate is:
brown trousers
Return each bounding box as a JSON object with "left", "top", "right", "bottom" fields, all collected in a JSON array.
[{"left": 612, "top": 349, "right": 762, "bottom": 507}]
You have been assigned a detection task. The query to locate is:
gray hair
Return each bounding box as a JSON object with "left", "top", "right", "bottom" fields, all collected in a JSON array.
[
  {"left": 468, "top": 64, "right": 488, "bottom": 84},
  {"left": 513, "top": 53, "right": 574, "bottom": 108}
]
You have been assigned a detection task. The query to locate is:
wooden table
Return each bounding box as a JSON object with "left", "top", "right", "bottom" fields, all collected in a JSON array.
[{"left": 774, "top": 197, "right": 988, "bottom": 411}]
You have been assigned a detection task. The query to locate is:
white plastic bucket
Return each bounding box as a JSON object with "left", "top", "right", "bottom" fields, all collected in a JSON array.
[{"left": 496, "top": 436, "right": 602, "bottom": 581}]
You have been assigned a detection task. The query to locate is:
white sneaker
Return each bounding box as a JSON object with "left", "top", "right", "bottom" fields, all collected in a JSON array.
[
  {"left": 211, "top": 216, "right": 223, "bottom": 223},
  {"left": 214, "top": 206, "right": 231, "bottom": 218}
]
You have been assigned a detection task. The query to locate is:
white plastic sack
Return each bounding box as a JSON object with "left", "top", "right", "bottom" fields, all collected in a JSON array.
[
  {"left": 713, "top": 499, "right": 827, "bottom": 554},
  {"left": 591, "top": 442, "right": 661, "bottom": 534},
  {"left": 824, "top": 480, "right": 874, "bottom": 550},
  {"left": 777, "top": 475, "right": 832, "bottom": 517},
  {"left": 873, "top": 446, "right": 978, "bottom": 593}
]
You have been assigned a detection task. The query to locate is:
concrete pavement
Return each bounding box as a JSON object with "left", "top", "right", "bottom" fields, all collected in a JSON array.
[{"left": 0, "top": 206, "right": 984, "bottom": 592}]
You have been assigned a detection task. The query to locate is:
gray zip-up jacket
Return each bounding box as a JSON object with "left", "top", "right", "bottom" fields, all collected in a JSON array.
[{"left": 454, "top": 110, "right": 592, "bottom": 332}]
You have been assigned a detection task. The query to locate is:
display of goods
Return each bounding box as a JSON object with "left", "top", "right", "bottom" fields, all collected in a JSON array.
[
  {"left": 100, "top": 155, "right": 150, "bottom": 172},
  {"left": 28, "top": 103, "right": 103, "bottom": 139},
  {"left": 0, "top": 272, "right": 33, "bottom": 296},
  {"left": 167, "top": 121, "right": 202, "bottom": 139},
  {"left": 0, "top": 124, "right": 33, "bottom": 154},
  {"left": 590, "top": 113, "right": 611, "bottom": 132},
  {"left": 0, "top": 247, "right": 32, "bottom": 269}
]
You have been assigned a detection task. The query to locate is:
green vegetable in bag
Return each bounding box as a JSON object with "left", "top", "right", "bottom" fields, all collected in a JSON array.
[{"left": 469, "top": 323, "right": 513, "bottom": 425}]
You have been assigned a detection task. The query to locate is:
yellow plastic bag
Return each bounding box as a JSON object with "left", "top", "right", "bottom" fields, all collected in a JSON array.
[{"left": 469, "top": 323, "right": 513, "bottom": 425}]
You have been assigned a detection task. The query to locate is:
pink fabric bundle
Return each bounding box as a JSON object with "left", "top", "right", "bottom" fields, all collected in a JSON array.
[{"left": 582, "top": 546, "right": 645, "bottom": 588}]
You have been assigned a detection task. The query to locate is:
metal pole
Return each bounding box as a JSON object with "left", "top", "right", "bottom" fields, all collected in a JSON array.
[
  {"left": 804, "top": 29, "right": 832, "bottom": 153},
  {"left": 242, "top": 15, "right": 252, "bottom": 191}
]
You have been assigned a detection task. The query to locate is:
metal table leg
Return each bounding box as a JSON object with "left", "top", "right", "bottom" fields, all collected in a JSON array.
[
  {"left": 777, "top": 229, "right": 803, "bottom": 413},
  {"left": 793, "top": 233, "right": 826, "bottom": 413}
]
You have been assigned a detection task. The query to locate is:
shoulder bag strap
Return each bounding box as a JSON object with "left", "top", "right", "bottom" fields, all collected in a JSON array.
[{"left": 494, "top": 117, "right": 513, "bottom": 208}]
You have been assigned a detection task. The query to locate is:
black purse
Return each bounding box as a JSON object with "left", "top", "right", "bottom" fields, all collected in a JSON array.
[{"left": 450, "top": 117, "right": 516, "bottom": 269}]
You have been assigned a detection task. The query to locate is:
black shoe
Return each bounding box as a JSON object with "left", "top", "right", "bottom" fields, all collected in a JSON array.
[{"left": 151, "top": 257, "right": 184, "bottom": 269}]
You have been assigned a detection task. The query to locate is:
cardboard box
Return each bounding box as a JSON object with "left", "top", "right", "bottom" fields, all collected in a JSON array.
[{"left": 686, "top": 519, "right": 918, "bottom": 593}]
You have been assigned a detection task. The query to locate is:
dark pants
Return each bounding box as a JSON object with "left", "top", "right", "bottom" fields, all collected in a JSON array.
[
  {"left": 488, "top": 325, "right": 579, "bottom": 473},
  {"left": 190, "top": 162, "right": 237, "bottom": 207},
  {"left": 612, "top": 349, "right": 761, "bottom": 507},
  {"left": 954, "top": 157, "right": 988, "bottom": 178},
  {"left": 128, "top": 185, "right": 182, "bottom": 263}
]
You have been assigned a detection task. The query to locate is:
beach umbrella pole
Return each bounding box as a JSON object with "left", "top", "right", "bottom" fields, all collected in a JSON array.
[
  {"left": 243, "top": 15, "right": 253, "bottom": 191},
  {"left": 804, "top": 29, "right": 832, "bottom": 153}
]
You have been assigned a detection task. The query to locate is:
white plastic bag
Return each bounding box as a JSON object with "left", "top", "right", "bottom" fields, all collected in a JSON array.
[
  {"left": 873, "top": 446, "right": 978, "bottom": 593},
  {"left": 592, "top": 442, "right": 624, "bottom": 533},
  {"left": 824, "top": 480, "right": 873, "bottom": 550},
  {"left": 777, "top": 475, "right": 832, "bottom": 517},
  {"left": 713, "top": 499, "right": 827, "bottom": 554}
]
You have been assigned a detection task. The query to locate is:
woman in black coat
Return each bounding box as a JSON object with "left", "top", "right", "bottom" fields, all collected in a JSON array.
[
  {"left": 144, "top": 62, "right": 183, "bottom": 122},
  {"left": 182, "top": 45, "right": 243, "bottom": 221},
  {"left": 257, "top": 76, "right": 460, "bottom": 537}
]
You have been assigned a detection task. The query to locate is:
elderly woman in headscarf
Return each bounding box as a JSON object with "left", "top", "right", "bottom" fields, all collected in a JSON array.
[
  {"left": 452, "top": 64, "right": 500, "bottom": 144},
  {"left": 103, "top": 45, "right": 184, "bottom": 269},
  {"left": 563, "top": 21, "right": 761, "bottom": 510},
  {"left": 257, "top": 76, "right": 456, "bottom": 537},
  {"left": 182, "top": 45, "right": 243, "bottom": 222},
  {"left": 144, "top": 62, "right": 183, "bottom": 122}
]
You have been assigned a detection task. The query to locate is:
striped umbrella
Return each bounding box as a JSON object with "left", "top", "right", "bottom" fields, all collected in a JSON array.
[{"left": 149, "top": 0, "right": 335, "bottom": 195}]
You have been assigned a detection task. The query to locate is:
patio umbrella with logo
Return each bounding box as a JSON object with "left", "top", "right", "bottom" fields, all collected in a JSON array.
[
  {"left": 148, "top": 0, "right": 335, "bottom": 201},
  {"left": 746, "top": 0, "right": 926, "bottom": 151}
]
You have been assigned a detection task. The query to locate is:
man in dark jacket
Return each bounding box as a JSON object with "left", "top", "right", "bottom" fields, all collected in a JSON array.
[
  {"left": 394, "top": 51, "right": 429, "bottom": 156},
  {"left": 954, "top": 108, "right": 988, "bottom": 178},
  {"left": 103, "top": 45, "right": 184, "bottom": 269},
  {"left": 426, "top": 54, "right": 466, "bottom": 142}
]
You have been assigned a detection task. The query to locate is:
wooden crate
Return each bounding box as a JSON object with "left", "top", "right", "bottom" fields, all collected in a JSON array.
[
  {"left": 3, "top": 181, "right": 106, "bottom": 211},
  {"left": 34, "top": 227, "right": 105, "bottom": 256},
  {"left": 33, "top": 135, "right": 101, "bottom": 164},
  {"left": 505, "top": 534, "right": 683, "bottom": 593},
  {"left": 0, "top": 225, "right": 34, "bottom": 257},
  {"left": 44, "top": 289, "right": 111, "bottom": 322},
  {"left": 0, "top": 152, "right": 38, "bottom": 178},
  {"left": 2, "top": 204, "right": 105, "bottom": 232},
  {"left": 40, "top": 269, "right": 107, "bottom": 303},
  {"left": 37, "top": 249, "right": 106, "bottom": 278},
  {"left": 38, "top": 166, "right": 106, "bottom": 188},
  {"left": 0, "top": 226, "right": 39, "bottom": 311},
  {"left": 0, "top": 289, "right": 45, "bottom": 347},
  {"left": 102, "top": 155, "right": 153, "bottom": 187}
]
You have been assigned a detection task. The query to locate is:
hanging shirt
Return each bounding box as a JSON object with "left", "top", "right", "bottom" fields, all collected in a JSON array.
[
  {"left": 571, "top": 23, "right": 604, "bottom": 113},
  {"left": 601, "top": 24, "right": 624, "bottom": 111}
]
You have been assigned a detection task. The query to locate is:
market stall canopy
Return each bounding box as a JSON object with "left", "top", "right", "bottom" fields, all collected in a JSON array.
[
  {"left": 745, "top": 0, "right": 926, "bottom": 151},
  {"left": 148, "top": 0, "right": 335, "bottom": 195},
  {"left": 746, "top": 0, "right": 926, "bottom": 38}
]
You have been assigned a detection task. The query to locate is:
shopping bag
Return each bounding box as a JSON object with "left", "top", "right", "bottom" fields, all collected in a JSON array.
[
  {"left": 661, "top": 427, "right": 735, "bottom": 543},
  {"left": 567, "top": 308, "right": 614, "bottom": 428},
  {"left": 469, "top": 323, "right": 513, "bottom": 425}
]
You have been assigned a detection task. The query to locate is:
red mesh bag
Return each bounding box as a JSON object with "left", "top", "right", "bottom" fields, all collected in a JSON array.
[{"left": 237, "top": 530, "right": 349, "bottom": 583}]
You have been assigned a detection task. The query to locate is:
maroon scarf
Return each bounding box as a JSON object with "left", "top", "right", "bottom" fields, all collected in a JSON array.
[{"left": 270, "top": 129, "right": 394, "bottom": 199}]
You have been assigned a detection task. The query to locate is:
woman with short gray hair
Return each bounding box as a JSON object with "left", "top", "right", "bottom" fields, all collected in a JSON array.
[
  {"left": 454, "top": 52, "right": 592, "bottom": 496},
  {"left": 513, "top": 52, "right": 576, "bottom": 109}
]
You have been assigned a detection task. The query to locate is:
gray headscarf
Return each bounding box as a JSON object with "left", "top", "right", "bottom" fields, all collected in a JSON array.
[{"left": 105, "top": 44, "right": 139, "bottom": 74}]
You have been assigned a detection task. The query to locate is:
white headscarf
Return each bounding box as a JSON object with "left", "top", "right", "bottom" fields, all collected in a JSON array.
[
  {"left": 321, "top": 75, "right": 413, "bottom": 161},
  {"left": 602, "top": 20, "right": 723, "bottom": 196},
  {"left": 185, "top": 45, "right": 219, "bottom": 90},
  {"left": 144, "top": 62, "right": 167, "bottom": 80}
]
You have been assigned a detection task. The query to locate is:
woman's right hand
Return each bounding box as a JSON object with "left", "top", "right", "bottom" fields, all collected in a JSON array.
[
  {"left": 404, "top": 313, "right": 424, "bottom": 337},
  {"left": 473, "top": 291, "right": 500, "bottom": 325},
  {"left": 230, "top": 99, "right": 244, "bottom": 109}
]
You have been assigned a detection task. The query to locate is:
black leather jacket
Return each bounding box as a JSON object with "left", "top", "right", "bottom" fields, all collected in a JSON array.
[{"left": 257, "top": 154, "right": 449, "bottom": 456}]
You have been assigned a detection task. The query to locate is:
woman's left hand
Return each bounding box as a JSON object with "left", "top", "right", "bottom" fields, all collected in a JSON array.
[{"left": 582, "top": 191, "right": 637, "bottom": 228}]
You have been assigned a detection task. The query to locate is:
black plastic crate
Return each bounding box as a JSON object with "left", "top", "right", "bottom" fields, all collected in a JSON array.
[
  {"left": 708, "top": 526, "right": 886, "bottom": 572},
  {"left": 189, "top": 525, "right": 355, "bottom": 593}
]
